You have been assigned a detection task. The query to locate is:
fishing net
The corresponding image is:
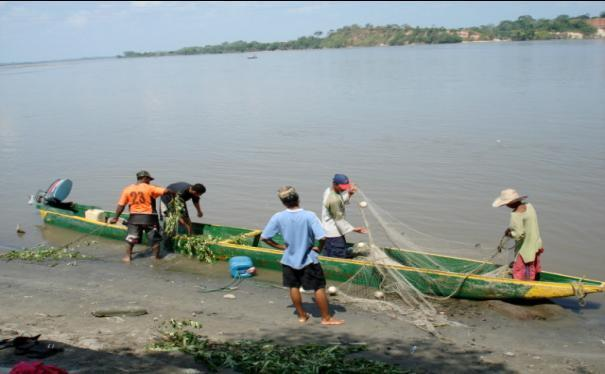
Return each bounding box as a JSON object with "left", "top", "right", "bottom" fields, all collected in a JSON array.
[{"left": 331, "top": 189, "right": 516, "bottom": 334}]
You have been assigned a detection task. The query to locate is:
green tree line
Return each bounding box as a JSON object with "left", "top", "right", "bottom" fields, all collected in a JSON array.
[
  {"left": 469, "top": 14, "right": 598, "bottom": 41},
  {"left": 119, "top": 13, "right": 601, "bottom": 58}
]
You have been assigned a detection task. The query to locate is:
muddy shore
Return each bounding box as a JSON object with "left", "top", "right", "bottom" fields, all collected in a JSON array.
[{"left": 1, "top": 243, "right": 604, "bottom": 373}]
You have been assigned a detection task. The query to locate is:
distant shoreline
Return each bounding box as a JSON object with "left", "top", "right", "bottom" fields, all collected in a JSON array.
[
  {"left": 0, "top": 56, "right": 115, "bottom": 68},
  {"left": 3, "top": 13, "right": 604, "bottom": 66},
  {"left": 116, "top": 15, "right": 602, "bottom": 59},
  {"left": 2, "top": 37, "right": 601, "bottom": 67}
]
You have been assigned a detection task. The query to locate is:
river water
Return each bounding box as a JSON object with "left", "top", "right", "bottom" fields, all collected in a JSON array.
[{"left": 1, "top": 40, "right": 604, "bottom": 287}]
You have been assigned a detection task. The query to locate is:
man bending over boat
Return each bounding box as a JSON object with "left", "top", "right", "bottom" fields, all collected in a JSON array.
[
  {"left": 493, "top": 189, "right": 544, "bottom": 281},
  {"left": 108, "top": 170, "right": 175, "bottom": 263},
  {"left": 161, "top": 182, "right": 206, "bottom": 235},
  {"left": 261, "top": 186, "right": 344, "bottom": 326},
  {"left": 321, "top": 174, "right": 367, "bottom": 258}
]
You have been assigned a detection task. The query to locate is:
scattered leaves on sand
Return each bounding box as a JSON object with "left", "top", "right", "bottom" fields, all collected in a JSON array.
[
  {"left": 150, "top": 319, "right": 409, "bottom": 373},
  {"left": 0, "top": 246, "right": 88, "bottom": 262}
]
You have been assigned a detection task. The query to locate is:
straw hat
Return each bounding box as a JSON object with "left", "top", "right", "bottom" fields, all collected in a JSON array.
[{"left": 492, "top": 188, "right": 527, "bottom": 208}]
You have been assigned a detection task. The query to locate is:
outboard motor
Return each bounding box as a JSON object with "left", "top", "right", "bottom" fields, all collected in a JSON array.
[
  {"left": 45, "top": 179, "right": 73, "bottom": 204},
  {"left": 31, "top": 179, "right": 76, "bottom": 211}
]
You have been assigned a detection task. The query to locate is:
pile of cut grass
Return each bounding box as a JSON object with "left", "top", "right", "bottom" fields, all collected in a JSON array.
[
  {"left": 0, "top": 246, "right": 87, "bottom": 262},
  {"left": 150, "top": 320, "right": 408, "bottom": 373}
]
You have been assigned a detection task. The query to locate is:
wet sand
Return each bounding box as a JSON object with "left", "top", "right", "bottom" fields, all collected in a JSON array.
[{"left": 1, "top": 244, "right": 604, "bottom": 373}]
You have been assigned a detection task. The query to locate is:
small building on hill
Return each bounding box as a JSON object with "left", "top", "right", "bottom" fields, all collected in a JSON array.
[
  {"left": 587, "top": 18, "right": 605, "bottom": 29},
  {"left": 587, "top": 18, "right": 605, "bottom": 37}
]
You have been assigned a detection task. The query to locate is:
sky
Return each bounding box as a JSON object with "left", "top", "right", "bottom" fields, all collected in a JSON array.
[{"left": 1, "top": 1, "right": 604, "bottom": 63}]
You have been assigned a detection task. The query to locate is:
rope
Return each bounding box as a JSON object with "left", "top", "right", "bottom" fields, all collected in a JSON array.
[
  {"left": 56, "top": 224, "right": 106, "bottom": 250},
  {"left": 198, "top": 275, "right": 245, "bottom": 293},
  {"left": 571, "top": 279, "right": 587, "bottom": 307}
]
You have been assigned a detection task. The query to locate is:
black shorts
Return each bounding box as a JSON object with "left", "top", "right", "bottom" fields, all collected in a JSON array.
[
  {"left": 125, "top": 214, "right": 161, "bottom": 244},
  {"left": 282, "top": 263, "right": 326, "bottom": 291},
  {"left": 322, "top": 236, "right": 352, "bottom": 258}
]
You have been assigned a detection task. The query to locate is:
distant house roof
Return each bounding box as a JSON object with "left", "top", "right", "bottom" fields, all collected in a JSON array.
[{"left": 588, "top": 18, "right": 605, "bottom": 29}]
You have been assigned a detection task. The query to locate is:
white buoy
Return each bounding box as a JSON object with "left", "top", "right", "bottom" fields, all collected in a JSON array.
[
  {"left": 374, "top": 291, "right": 384, "bottom": 299},
  {"left": 327, "top": 286, "right": 338, "bottom": 295},
  {"left": 359, "top": 201, "right": 368, "bottom": 208}
]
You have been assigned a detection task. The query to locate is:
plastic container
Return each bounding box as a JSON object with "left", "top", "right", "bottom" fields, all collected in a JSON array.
[
  {"left": 85, "top": 209, "right": 106, "bottom": 222},
  {"left": 228, "top": 256, "right": 255, "bottom": 279}
]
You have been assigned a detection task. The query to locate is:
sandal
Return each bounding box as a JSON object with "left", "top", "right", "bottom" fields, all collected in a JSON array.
[
  {"left": 22, "top": 342, "right": 64, "bottom": 359},
  {"left": 13, "top": 335, "right": 41, "bottom": 353}
]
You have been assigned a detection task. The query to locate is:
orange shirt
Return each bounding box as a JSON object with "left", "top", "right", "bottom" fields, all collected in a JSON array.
[{"left": 118, "top": 183, "right": 166, "bottom": 214}]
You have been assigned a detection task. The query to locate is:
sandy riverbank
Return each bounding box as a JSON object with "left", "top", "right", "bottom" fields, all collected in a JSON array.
[{"left": 1, "top": 244, "right": 604, "bottom": 373}]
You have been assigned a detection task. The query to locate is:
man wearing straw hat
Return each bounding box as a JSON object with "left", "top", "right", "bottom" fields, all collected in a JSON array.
[{"left": 493, "top": 188, "right": 544, "bottom": 281}]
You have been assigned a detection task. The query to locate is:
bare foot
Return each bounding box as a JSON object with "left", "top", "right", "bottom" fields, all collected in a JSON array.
[
  {"left": 122, "top": 256, "right": 131, "bottom": 263},
  {"left": 320, "top": 318, "right": 344, "bottom": 326},
  {"left": 298, "top": 313, "right": 310, "bottom": 323}
]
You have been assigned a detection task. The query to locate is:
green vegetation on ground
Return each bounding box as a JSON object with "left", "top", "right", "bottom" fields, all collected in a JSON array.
[
  {"left": 150, "top": 319, "right": 409, "bottom": 373},
  {"left": 0, "top": 246, "right": 88, "bottom": 262},
  {"left": 119, "top": 13, "right": 602, "bottom": 58}
]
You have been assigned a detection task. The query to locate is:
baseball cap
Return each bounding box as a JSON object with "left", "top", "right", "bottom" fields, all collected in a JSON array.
[
  {"left": 136, "top": 170, "right": 154, "bottom": 180},
  {"left": 332, "top": 174, "right": 351, "bottom": 190}
]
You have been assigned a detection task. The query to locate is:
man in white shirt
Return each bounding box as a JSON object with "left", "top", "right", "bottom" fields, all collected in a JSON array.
[{"left": 321, "top": 174, "right": 367, "bottom": 258}]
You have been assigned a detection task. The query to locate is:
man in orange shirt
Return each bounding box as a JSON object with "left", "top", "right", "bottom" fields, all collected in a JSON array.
[{"left": 109, "top": 170, "right": 174, "bottom": 262}]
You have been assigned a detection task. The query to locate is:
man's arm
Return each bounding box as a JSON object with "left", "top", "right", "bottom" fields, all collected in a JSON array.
[
  {"left": 507, "top": 213, "right": 524, "bottom": 240},
  {"left": 108, "top": 205, "right": 125, "bottom": 224},
  {"left": 193, "top": 200, "right": 203, "bottom": 218},
  {"left": 347, "top": 183, "right": 358, "bottom": 198},
  {"left": 261, "top": 238, "right": 286, "bottom": 250},
  {"left": 313, "top": 238, "right": 326, "bottom": 253},
  {"left": 329, "top": 200, "right": 366, "bottom": 234},
  {"left": 179, "top": 216, "right": 193, "bottom": 235}
]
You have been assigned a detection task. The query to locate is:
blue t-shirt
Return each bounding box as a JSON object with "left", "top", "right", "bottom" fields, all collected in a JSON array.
[{"left": 261, "top": 208, "right": 325, "bottom": 269}]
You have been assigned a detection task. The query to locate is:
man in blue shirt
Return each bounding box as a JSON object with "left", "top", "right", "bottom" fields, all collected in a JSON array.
[{"left": 261, "top": 186, "right": 344, "bottom": 326}]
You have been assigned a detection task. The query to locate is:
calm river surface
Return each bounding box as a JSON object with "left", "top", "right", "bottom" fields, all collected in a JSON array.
[{"left": 1, "top": 40, "right": 604, "bottom": 284}]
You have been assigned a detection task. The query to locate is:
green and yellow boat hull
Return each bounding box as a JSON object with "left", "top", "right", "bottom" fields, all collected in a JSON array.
[{"left": 36, "top": 203, "right": 604, "bottom": 301}]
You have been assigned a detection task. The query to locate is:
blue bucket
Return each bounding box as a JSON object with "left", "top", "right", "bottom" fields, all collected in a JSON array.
[{"left": 228, "top": 256, "right": 255, "bottom": 279}]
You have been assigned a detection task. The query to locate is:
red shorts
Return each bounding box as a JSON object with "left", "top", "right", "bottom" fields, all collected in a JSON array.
[{"left": 512, "top": 248, "right": 544, "bottom": 281}]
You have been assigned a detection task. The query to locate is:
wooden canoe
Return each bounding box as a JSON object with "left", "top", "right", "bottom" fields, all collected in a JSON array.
[{"left": 35, "top": 202, "right": 604, "bottom": 301}]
